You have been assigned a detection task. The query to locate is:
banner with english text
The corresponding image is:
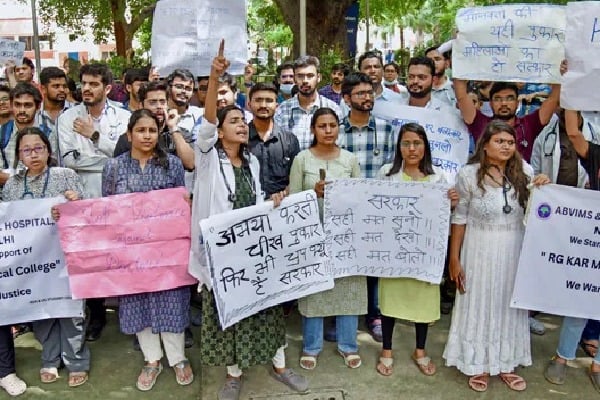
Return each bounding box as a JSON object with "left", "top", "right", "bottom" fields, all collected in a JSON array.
[
  {"left": 0, "top": 198, "right": 83, "bottom": 325},
  {"left": 56, "top": 188, "right": 197, "bottom": 299},
  {"left": 511, "top": 184, "right": 600, "bottom": 320}
]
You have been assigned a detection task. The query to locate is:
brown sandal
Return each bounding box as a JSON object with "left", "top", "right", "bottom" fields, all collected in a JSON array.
[
  {"left": 376, "top": 357, "right": 393, "bottom": 376},
  {"left": 68, "top": 371, "right": 88, "bottom": 387},
  {"left": 499, "top": 372, "right": 527, "bottom": 391},
  {"left": 411, "top": 354, "right": 436, "bottom": 376},
  {"left": 468, "top": 373, "right": 489, "bottom": 392},
  {"left": 40, "top": 367, "right": 58, "bottom": 384}
]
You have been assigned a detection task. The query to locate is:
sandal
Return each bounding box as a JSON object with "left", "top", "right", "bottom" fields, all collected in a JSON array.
[
  {"left": 40, "top": 367, "right": 59, "bottom": 384},
  {"left": 337, "top": 350, "right": 362, "bottom": 369},
  {"left": 412, "top": 354, "right": 436, "bottom": 376},
  {"left": 136, "top": 362, "right": 162, "bottom": 391},
  {"left": 376, "top": 357, "right": 394, "bottom": 376},
  {"left": 499, "top": 372, "right": 527, "bottom": 391},
  {"left": 299, "top": 354, "right": 317, "bottom": 370},
  {"left": 580, "top": 340, "right": 599, "bottom": 358},
  {"left": 173, "top": 360, "right": 194, "bottom": 386},
  {"left": 68, "top": 371, "right": 88, "bottom": 387},
  {"left": 468, "top": 373, "right": 489, "bottom": 392},
  {"left": 590, "top": 367, "right": 600, "bottom": 393},
  {"left": 544, "top": 357, "right": 567, "bottom": 385}
]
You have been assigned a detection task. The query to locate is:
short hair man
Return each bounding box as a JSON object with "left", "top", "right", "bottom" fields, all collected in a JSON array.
[
  {"left": 190, "top": 76, "right": 209, "bottom": 108},
  {"left": 123, "top": 68, "right": 148, "bottom": 112},
  {"left": 425, "top": 46, "right": 456, "bottom": 106},
  {"left": 275, "top": 62, "right": 295, "bottom": 103},
  {"left": 0, "top": 85, "right": 11, "bottom": 126},
  {"left": 318, "top": 63, "right": 349, "bottom": 105},
  {"left": 273, "top": 55, "right": 343, "bottom": 150},
  {"left": 4, "top": 57, "right": 39, "bottom": 91},
  {"left": 247, "top": 82, "right": 299, "bottom": 198},
  {"left": 382, "top": 62, "right": 407, "bottom": 94},
  {"left": 166, "top": 69, "right": 203, "bottom": 141},
  {"left": 454, "top": 75, "right": 561, "bottom": 162},
  {"left": 39, "top": 67, "right": 74, "bottom": 136}
]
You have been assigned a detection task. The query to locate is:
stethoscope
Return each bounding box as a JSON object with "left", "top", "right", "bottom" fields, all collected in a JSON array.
[
  {"left": 88, "top": 102, "right": 122, "bottom": 141},
  {"left": 288, "top": 97, "right": 324, "bottom": 129},
  {"left": 21, "top": 168, "right": 50, "bottom": 199},
  {"left": 487, "top": 166, "right": 513, "bottom": 214},
  {"left": 543, "top": 121, "right": 596, "bottom": 157},
  {"left": 217, "top": 149, "right": 256, "bottom": 203},
  {"left": 343, "top": 119, "right": 380, "bottom": 156}
]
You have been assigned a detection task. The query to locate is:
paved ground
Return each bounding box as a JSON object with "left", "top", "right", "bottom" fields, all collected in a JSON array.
[{"left": 8, "top": 309, "right": 599, "bottom": 399}]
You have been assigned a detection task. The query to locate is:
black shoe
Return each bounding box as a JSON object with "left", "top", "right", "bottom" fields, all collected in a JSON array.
[
  {"left": 440, "top": 301, "right": 453, "bottom": 315},
  {"left": 184, "top": 328, "right": 194, "bottom": 348},
  {"left": 86, "top": 323, "right": 105, "bottom": 342},
  {"left": 132, "top": 335, "right": 141, "bottom": 351}
]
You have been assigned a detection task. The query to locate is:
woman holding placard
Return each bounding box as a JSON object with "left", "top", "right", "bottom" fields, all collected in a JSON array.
[
  {"left": 188, "top": 41, "right": 306, "bottom": 400},
  {"left": 443, "top": 121, "right": 550, "bottom": 392},
  {"left": 101, "top": 109, "right": 192, "bottom": 391},
  {"left": 375, "top": 123, "right": 458, "bottom": 377},
  {"left": 3, "top": 127, "right": 89, "bottom": 390},
  {"left": 288, "top": 107, "right": 364, "bottom": 371}
]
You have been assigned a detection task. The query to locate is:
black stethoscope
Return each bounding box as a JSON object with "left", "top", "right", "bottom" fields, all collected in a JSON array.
[
  {"left": 487, "top": 166, "right": 513, "bottom": 214},
  {"left": 343, "top": 117, "right": 380, "bottom": 156},
  {"left": 217, "top": 149, "right": 256, "bottom": 203},
  {"left": 288, "top": 97, "right": 324, "bottom": 129},
  {"left": 543, "top": 121, "right": 596, "bottom": 157},
  {"left": 21, "top": 168, "right": 50, "bottom": 199},
  {"left": 88, "top": 102, "right": 122, "bottom": 141}
]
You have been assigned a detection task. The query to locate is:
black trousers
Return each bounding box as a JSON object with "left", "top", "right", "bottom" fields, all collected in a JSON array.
[
  {"left": 86, "top": 298, "right": 106, "bottom": 328},
  {"left": 0, "top": 325, "right": 15, "bottom": 378}
]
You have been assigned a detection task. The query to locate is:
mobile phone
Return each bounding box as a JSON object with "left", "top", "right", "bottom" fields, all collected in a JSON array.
[{"left": 319, "top": 168, "right": 326, "bottom": 181}]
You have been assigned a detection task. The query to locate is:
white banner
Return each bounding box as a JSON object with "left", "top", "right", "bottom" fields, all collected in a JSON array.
[
  {"left": 200, "top": 191, "right": 333, "bottom": 329},
  {"left": 453, "top": 4, "right": 566, "bottom": 83},
  {"left": 0, "top": 39, "right": 25, "bottom": 65},
  {"left": 561, "top": 1, "right": 600, "bottom": 111},
  {"left": 151, "top": 0, "right": 248, "bottom": 77},
  {"left": 373, "top": 103, "right": 469, "bottom": 181},
  {"left": 324, "top": 179, "right": 450, "bottom": 284},
  {"left": 511, "top": 185, "right": 600, "bottom": 320},
  {"left": 0, "top": 198, "right": 83, "bottom": 326}
]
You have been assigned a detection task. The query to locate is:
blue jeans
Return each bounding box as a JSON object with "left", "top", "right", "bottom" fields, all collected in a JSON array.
[
  {"left": 557, "top": 317, "right": 600, "bottom": 365},
  {"left": 302, "top": 315, "right": 358, "bottom": 355}
]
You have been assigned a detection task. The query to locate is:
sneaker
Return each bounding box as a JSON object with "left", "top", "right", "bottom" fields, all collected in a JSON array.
[
  {"left": 218, "top": 377, "right": 241, "bottom": 400},
  {"left": 529, "top": 317, "right": 546, "bottom": 335},
  {"left": 270, "top": 368, "right": 309, "bottom": 392},
  {"left": 369, "top": 319, "right": 383, "bottom": 342},
  {"left": 0, "top": 373, "right": 27, "bottom": 396}
]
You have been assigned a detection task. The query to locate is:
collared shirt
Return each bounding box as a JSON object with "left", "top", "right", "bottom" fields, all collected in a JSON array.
[
  {"left": 247, "top": 121, "right": 300, "bottom": 197},
  {"left": 318, "top": 84, "right": 343, "bottom": 105},
  {"left": 431, "top": 78, "right": 456, "bottom": 107},
  {"left": 273, "top": 94, "right": 343, "bottom": 151},
  {"left": 338, "top": 114, "right": 395, "bottom": 178},
  {"left": 342, "top": 86, "right": 405, "bottom": 119}
]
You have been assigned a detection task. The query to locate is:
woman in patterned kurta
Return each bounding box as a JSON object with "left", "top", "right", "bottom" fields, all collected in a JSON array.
[
  {"left": 101, "top": 110, "right": 192, "bottom": 391},
  {"left": 288, "top": 107, "right": 365, "bottom": 370},
  {"left": 192, "top": 49, "right": 306, "bottom": 400}
]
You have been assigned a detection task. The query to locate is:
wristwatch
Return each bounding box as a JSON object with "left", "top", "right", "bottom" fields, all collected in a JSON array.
[{"left": 90, "top": 131, "right": 100, "bottom": 144}]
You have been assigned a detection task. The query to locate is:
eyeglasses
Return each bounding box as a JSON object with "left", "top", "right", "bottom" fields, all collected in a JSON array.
[
  {"left": 172, "top": 84, "right": 194, "bottom": 92},
  {"left": 295, "top": 73, "right": 316, "bottom": 81},
  {"left": 20, "top": 145, "right": 47, "bottom": 157},
  {"left": 352, "top": 90, "right": 375, "bottom": 99},
  {"left": 491, "top": 95, "right": 517, "bottom": 103},
  {"left": 400, "top": 140, "right": 425, "bottom": 148},
  {"left": 492, "top": 138, "right": 516, "bottom": 146},
  {"left": 0, "top": 97, "right": 9, "bottom": 103}
]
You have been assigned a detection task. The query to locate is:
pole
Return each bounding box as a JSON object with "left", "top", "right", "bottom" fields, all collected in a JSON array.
[
  {"left": 365, "top": 0, "right": 370, "bottom": 51},
  {"left": 30, "top": 0, "right": 42, "bottom": 79},
  {"left": 299, "top": 0, "right": 306, "bottom": 56}
]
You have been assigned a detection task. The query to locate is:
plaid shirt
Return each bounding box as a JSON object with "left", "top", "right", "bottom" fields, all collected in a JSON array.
[
  {"left": 338, "top": 114, "right": 395, "bottom": 178},
  {"left": 318, "top": 84, "right": 343, "bottom": 105},
  {"left": 273, "top": 94, "right": 343, "bottom": 151}
]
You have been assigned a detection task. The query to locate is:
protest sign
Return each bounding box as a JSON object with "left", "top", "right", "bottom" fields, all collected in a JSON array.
[
  {"left": 151, "top": 0, "right": 248, "bottom": 77},
  {"left": 56, "top": 188, "right": 196, "bottom": 299},
  {"left": 324, "top": 179, "right": 450, "bottom": 284},
  {"left": 200, "top": 191, "right": 333, "bottom": 329},
  {"left": 373, "top": 103, "right": 469, "bottom": 181},
  {"left": 560, "top": 1, "right": 600, "bottom": 111},
  {"left": 453, "top": 4, "right": 566, "bottom": 83},
  {"left": 511, "top": 185, "right": 600, "bottom": 320},
  {"left": 0, "top": 198, "right": 83, "bottom": 326},
  {"left": 0, "top": 39, "right": 25, "bottom": 65}
]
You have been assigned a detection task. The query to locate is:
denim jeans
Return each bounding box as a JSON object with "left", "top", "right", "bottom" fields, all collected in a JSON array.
[
  {"left": 557, "top": 317, "right": 600, "bottom": 365},
  {"left": 302, "top": 315, "right": 358, "bottom": 355}
]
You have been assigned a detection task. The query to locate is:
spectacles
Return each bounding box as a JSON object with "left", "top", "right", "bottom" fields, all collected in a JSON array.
[
  {"left": 492, "top": 138, "right": 516, "bottom": 146},
  {"left": 0, "top": 97, "right": 9, "bottom": 103},
  {"left": 352, "top": 90, "right": 375, "bottom": 99},
  {"left": 20, "top": 145, "right": 47, "bottom": 157},
  {"left": 172, "top": 84, "right": 194, "bottom": 92},
  {"left": 296, "top": 73, "right": 316, "bottom": 81},
  {"left": 400, "top": 140, "right": 425, "bottom": 148},
  {"left": 491, "top": 95, "right": 517, "bottom": 103}
]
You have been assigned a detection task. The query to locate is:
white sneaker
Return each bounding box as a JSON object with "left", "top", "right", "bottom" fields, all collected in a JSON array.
[
  {"left": 0, "top": 373, "right": 27, "bottom": 396},
  {"left": 529, "top": 317, "right": 546, "bottom": 335}
]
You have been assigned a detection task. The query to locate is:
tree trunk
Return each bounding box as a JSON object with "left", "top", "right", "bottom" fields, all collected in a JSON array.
[
  {"left": 110, "top": 0, "right": 127, "bottom": 58},
  {"left": 273, "top": 0, "right": 354, "bottom": 60}
]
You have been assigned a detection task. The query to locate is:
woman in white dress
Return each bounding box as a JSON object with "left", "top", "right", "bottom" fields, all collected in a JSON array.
[{"left": 443, "top": 121, "right": 549, "bottom": 392}]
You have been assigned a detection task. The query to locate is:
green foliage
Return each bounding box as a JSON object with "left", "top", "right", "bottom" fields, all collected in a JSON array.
[
  {"left": 248, "top": 0, "right": 293, "bottom": 67},
  {"left": 318, "top": 44, "right": 353, "bottom": 82}
]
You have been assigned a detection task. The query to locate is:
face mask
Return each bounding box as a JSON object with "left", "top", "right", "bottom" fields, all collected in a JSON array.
[
  {"left": 280, "top": 83, "right": 294, "bottom": 95},
  {"left": 384, "top": 79, "right": 398, "bottom": 85}
]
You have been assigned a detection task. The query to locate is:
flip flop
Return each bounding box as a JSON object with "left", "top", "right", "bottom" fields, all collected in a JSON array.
[
  {"left": 580, "top": 340, "right": 599, "bottom": 358},
  {"left": 40, "top": 367, "right": 59, "bottom": 384},
  {"left": 376, "top": 357, "right": 393, "bottom": 376},
  {"left": 68, "top": 371, "right": 88, "bottom": 388},
  {"left": 299, "top": 354, "right": 317, "bottom": 370},
  {"left": 412, "top": 355, "right": 436, "bottom": 376},
  {"left": 499, "top": 372, "right": 527, "bottom": 391},
  {"left": 136, "top": 362, "right": 162, "bottom": 391},
  {"left": 173, "top": 360, "right": 194, "bottom": 386},
  {"left": 337, "top": 350, "right": 362, "bottom": 369},
  {"left": 468, "top": 374, "right": 489, "bottom": 392}
]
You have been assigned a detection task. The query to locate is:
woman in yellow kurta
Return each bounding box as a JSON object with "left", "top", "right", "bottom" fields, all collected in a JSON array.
[{"left": 375, "top": 123, "right": 458, "bottom": 377}]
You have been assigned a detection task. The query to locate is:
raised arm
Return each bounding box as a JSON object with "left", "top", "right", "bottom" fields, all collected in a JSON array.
[
  {"left": 538, "top": 83, "right": 560, "bottom": 126},
  {"left": 454, "top": 79, "right": 476, "bottom": 124},
  {"left": 204, "top": 39, "right": 230, "bottom": 125},
  {"left": 565, "top": 109, "right": 589, "bottom": 159}
]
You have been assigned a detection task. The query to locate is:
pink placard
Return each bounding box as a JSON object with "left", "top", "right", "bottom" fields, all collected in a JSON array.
[{"left": 57, "top": 187, "right": 197, "bottom": 299}]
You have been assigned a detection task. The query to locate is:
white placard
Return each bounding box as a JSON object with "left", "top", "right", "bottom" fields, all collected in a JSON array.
[
  {"left": 561, "top": 1, "right": 600, "bottom": 111},
  {"left": 511, "top": 185, "right": 600, "bottom": 320},
  {"left": 453, "top": 4, "right": 566, "bottom": 83},
  {"left": 0, "top": 39, "right": 25, "bottom": 64},
  {"left": 373, "top": 103, "right": 469, "bottom": 182},
  {"left": 0, "top": 198, "right": 83, "bottom": 326},
  {"left": 151, "top": 0, "right": 248, "bottom": 77},
  {"left": 200, "top": 191, "right": 333, "bottom": 329},
  {"left": 324, "top": 179, "right": 450, "bottom": 284}
]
